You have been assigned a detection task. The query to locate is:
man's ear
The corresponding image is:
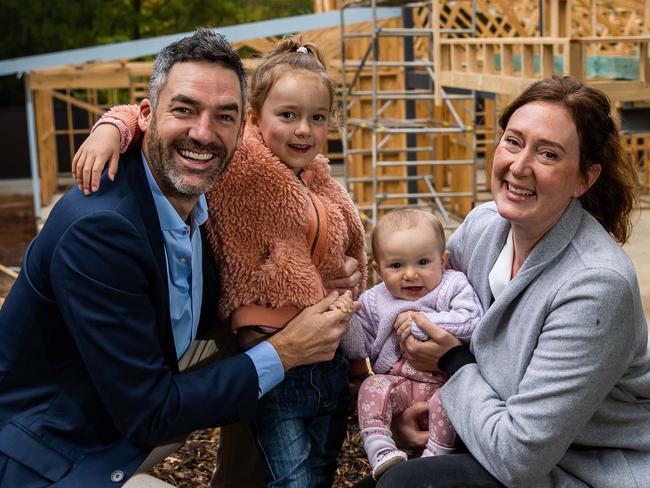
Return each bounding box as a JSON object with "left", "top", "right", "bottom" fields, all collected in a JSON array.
[{"left": 138, "top": 99, "right": 153, "bottom": 133}]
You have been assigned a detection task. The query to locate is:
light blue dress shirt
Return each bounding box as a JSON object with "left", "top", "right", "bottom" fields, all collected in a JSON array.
[
  {"left": 142, "top": 155, "right": 207, "bottom": 359},
  {"left": 141, "top": 155, "right": 283, "bottom": 395}
]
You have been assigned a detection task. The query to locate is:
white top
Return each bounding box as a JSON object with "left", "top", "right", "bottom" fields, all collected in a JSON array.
[{"left": 488, "top": 228, "right": 513, "bottom": 300}]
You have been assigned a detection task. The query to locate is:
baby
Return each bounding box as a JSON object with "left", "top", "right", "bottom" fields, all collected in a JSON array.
[{"left": 341, "top": 208, "right": 483, "bottom": 480}]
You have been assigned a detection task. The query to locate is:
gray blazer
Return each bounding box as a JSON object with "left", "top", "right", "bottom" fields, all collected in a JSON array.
[{"left": 442, "top": 199, "right": 650, "bottom": 488}]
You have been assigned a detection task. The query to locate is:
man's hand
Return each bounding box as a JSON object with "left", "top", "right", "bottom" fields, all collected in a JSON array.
[
  {"left": 398, "top": 313, "right": 461, "bottom": 372},
  {"left": 323, "top": 256, "right": 362, "bottom": 299},
  {"left": 391, "top": 401, "right": 429, "bottom": 450},
  {"left": 268, "top": 291, "right": 357, "bottom": 371}
]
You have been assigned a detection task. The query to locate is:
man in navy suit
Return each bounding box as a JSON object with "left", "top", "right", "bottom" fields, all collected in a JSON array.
[{"left": 0, "top": 29, "right": 354, "bottom": 487}]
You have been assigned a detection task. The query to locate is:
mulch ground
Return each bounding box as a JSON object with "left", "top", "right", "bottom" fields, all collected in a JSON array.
[
  {"left": 0, "top": 193, "right": 372, "bottom": 486},
  {"left": 151, "top": 420, "right": 371, "bottom": 487}
]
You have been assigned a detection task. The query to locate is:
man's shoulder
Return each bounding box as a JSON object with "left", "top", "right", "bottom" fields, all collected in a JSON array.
[{"left": 40, "top": 147, "right": 149, "bottom": 243}]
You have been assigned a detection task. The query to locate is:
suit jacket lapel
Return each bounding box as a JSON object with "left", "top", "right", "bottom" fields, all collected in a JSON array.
[
  {"left": 196, "top": 225, "right": 220, "bottom": 338},
  {"left": 122, "top": 146, "right": 178, "bottom": 372}
]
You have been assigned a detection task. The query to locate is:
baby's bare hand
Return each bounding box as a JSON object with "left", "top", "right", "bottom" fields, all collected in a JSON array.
[
  {"left": 394, "top": 310, "right": 416, "bottom": 340},
  {"left": 328, "top": 290, "right": 355, "bottom": 314}
]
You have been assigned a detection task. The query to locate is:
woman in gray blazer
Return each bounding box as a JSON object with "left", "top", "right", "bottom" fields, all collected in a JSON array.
[{"left": 356, "top": 76, "right": 649, "bottom": 487}]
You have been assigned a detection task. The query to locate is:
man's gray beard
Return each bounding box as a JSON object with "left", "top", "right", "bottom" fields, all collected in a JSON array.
[{"left": 145, "top": 119, "right": 232, "bottom": 197}]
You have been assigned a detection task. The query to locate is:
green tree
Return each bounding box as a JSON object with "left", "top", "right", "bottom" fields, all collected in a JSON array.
[{"left": 0, "top": 0, "right": 313, "bottom": 105}]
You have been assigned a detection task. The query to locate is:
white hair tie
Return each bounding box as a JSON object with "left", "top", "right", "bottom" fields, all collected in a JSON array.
[{"left": 296, "top": 46, "right": 308, "bottom": 54}]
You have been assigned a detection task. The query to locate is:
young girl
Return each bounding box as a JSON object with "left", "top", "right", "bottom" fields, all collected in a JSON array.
[
  {"left": 341, "top": 209, "right": 482, "bottom": 480},
  {"left": 73, "top": 37, "right": 367, "bottom": 488}
]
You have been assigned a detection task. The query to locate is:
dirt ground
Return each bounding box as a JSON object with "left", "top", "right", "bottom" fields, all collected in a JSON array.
[{"left": 0, "top": 194, "right": 36, "bottom": 298}]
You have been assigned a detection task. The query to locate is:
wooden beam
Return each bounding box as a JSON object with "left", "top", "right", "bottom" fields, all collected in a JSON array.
[
  {"left": 467, "top": 44, "right": 479, "bottom": 73},
  {"left": 0, "top": 264, "right": 18, "bottom": 279},
  {"left": 33, "top": 90, "right": 57, "bottom": 206},
  {"left": 501, "top": 44, "right": 514, "bottom": 75},
  {"left": 640, "top": 41, "right": 650, "bottom": 82},
  {"left": 542, "top": 44, "right": 555, "bottom": 76},
  {"left": 589, "top": 80, "right": 650, "bottom": 101},
  {"left": 484, "top": 44, "right": 496, "bottom": 74},
  {"left": 522, "top": 44, "right": 535, "bottom": 77},
  {"left": 567, "top": 39, "right": 585, "bottom": 79},
  {"left": 439, "top": 71, "right": 538, "bottom": 94},
  {"left": 48, "top": 90, "right": 104, "bottom": 115}
]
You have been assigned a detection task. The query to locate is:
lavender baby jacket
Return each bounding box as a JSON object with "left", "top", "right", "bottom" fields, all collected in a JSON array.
[{"left": 341, "top": 269, "right": 483, "bottom": 373}]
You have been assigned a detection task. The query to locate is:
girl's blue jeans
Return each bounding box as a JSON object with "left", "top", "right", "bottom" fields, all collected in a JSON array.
[{"left": 254, "top": 351, "right": 351, "bottom": 488}]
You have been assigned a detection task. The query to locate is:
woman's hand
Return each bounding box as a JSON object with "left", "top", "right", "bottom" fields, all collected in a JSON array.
[
  {"left": 72, "top": 124, "right": 121, "bottom": 195},
  {"left": 391, "top": 401, "right": 429, "bottom": 450},
  {"left": 398, "top": 313, "right": 461, "bottom": 372}
]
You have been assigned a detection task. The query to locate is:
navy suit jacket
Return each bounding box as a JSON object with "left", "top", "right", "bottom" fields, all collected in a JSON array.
[{"left": 0, "top": 146, "right": 259, "bottom": 486}]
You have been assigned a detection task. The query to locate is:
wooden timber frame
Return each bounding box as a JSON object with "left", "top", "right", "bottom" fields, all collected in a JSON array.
[
  {"left": 22, "top": 0, "right": 650, "bottom": 224},
  {"left": 329, "top": 0, "right": 650, "bottom": 235},
  {"left": 25, "top": 61, "right": 153, "bottom": 208},
  {"left": 23, "top": 39, "right": 343, "bottom": 215}
]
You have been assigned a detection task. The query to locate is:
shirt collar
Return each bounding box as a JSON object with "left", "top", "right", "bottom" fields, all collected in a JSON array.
[{"left": 141, "top": 151, "right": 208, "bottom": 231}]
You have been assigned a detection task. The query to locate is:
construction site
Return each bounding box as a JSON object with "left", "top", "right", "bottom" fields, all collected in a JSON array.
[{"left": 0, "top": 0, "right": 649, "bottom": 484}]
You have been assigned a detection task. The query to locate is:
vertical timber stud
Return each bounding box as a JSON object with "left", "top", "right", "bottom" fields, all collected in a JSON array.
[
  {"left": 33, "top": 89, "right": 57, "bottom": 208},
  {"left": 640, "top": 41, "right": 649, "bottom": 83},
  {"left": 567, "top": 39, "right": 584, "bottom": 80}
]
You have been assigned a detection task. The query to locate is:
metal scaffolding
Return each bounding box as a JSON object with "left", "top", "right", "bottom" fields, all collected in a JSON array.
[{"left": 339, "top": 0, "right": 480, "bottom": 231}]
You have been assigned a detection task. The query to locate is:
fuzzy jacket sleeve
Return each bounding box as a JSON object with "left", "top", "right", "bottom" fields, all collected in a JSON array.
[{"left": 93, "top": 104, "right": 141, "bottom": 154}]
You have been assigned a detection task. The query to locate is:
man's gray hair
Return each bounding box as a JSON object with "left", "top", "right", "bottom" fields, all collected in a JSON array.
[{"left": 148, "top": 28, "right": 247, "bottom": 108}]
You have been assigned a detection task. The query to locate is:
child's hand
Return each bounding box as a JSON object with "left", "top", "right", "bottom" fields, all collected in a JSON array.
[
  {"left": 72, "top": 124, "right": 121, "bottom": 195},
  {"left": 328, "top": 290, "right": 355, "bottom": 314},
  {"left": 394, "top": 310, "right": 416, "bottom": 341}
]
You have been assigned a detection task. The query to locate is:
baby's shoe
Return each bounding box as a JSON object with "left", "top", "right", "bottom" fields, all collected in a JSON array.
[
  {"left": 372, "top": 448, "right": 408, "bottom": 480},
  {"left": 421, "top": 439, "right": 456, "bottom": 457},
  {"left": 362, "top": 427, "right": 408, "bottom": 480}
]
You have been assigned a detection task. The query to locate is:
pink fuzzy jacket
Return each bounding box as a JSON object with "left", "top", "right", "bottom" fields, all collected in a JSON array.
[
  {"left": 341, "top": 269, "right": 482, "bottom": 374},
  {"left": 207, "top": 125, "right": 367, "bottom": 327},
  {"left": 98, "top": 106, "right": 367, "bottom": 328}
]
